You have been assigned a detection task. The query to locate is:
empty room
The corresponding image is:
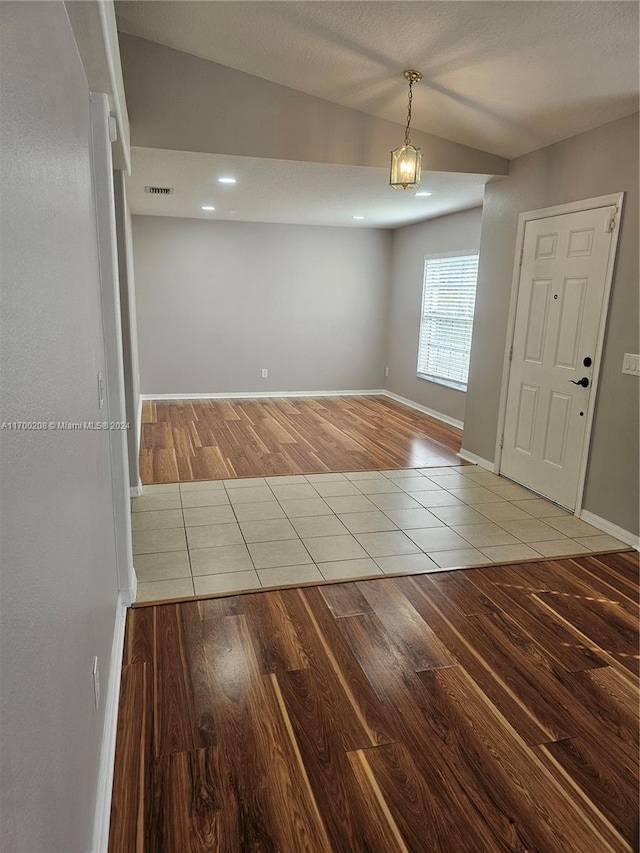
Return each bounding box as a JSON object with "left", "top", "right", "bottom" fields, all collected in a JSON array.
[{"left": 1, "top": 1, "right": 638, "bottom": 851}]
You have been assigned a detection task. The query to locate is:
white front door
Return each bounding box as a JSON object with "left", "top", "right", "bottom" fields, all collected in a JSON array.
[{"left": 501, "top": 204, "right": 617, "bottom": 509}]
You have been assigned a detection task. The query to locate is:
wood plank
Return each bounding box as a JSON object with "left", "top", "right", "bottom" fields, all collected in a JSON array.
[
  {"left": 599, "top": 550, "right": 640, "bottom": 584},
  {"left": 242, "top": 590, "right": 312, "bottom": 674},
  {"left": 347, "top": 743, "right": 466, "bottom": 853},
  {"left": 466, "top": 608, "right": 580, "bottom": 741},
  {"left": 108, "top": 663, "right": 153, "bottom": 853},
  {"left": 319, "top": 582, "right": 375, "bottom": 619},
  {"left": 533, "top": 589, "right": 638, "bottom": 675},
  {"left": 336, "top": 611, "right": 525, "bottom": 850},
  {"left": 152, "top": 746, "right": 234, "bottom": 852},
  {"left": 417, "top": 666, "right": 625, "bottom": 853},
  {"left": 356, "top": 577, "right": 458, "bottom": 671},
  {"left": 110, "top": 555, "right": 638, "bottom": 851},
  {"left": 125, "top": 606, "right": 155, "bottom": 664},
  {"left": 565, "top": 553, "right": 638, "bottom": 603},
  {"left": 395, "top": 574, "right": 562, "bottom": 745},
  {"left": 573, "top": 665, "right": 639, "bottom": 725},
  {"left": 545, "top": 557, "right": 638, "bottom": 619},
  {"left": 469, "top": 567, "right": 609, "bottom": 672},
  {"left": 426, "top": 569, "right": 501, "bottom": 616},
  {"left": 553, "top": 666, "right": 639, "bottom": 757},
  {"left": 154, "top": 604, "right": 210, "bottom": 757},
  {"left": 536, "top": 736, "right": 638, "bottom": 844},
  {"left": 140, "top": 395, "right": 464, "bottom": 483},
  {"left": 171, "top": 613, "right": 333, "bottom": 851},
  {"left": 284, "top": 587, "right": 397, "bottom": 746}
]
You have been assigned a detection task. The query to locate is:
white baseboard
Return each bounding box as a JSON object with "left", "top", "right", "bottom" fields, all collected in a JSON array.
[
  {"left": 92, "top": 593, "right": 127, "bottom": 853},
  {"left": 457, "top": 448, "right": 496, "bottom": 472},
  {"left": 578, "top": 510, "right": 639, "bottom": 550},
  {"left": 121, "top": 572, "right": 137, "bottom": 608},
  {"left": 381, "top": 391, "right": 464, "bottom": 430},
  {"left": 139, "top": 389, "right": 385, "bottom": 401},
  {"left": 129, "top": 479, "right": 143, "bottom": 498},
  {"left": 135, "top": 394, "right": 143, "bottom": 459}
]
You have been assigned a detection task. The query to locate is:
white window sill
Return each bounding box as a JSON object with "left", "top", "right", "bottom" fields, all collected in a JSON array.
[{"left": 416, "top": 373, "right": 467, "bottom": 393}]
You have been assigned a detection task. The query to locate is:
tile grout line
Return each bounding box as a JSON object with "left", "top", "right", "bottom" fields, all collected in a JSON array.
[
  {"left": 134, "top": 467, "right": 617, "bottom": 601},
  {"left": 266, "top": 480, "right": 331, "bottom": 581},
  {"left": 177, "top": 485, "right": 196, "bottom": 597}
]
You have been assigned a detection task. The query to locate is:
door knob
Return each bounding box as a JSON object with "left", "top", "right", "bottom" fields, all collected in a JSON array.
[{"left": 570, "top": 377, "right": 590, "bottom": 388}]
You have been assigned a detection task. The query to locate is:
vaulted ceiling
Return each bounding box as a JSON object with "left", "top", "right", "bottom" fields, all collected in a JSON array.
[{"left": 116, "top": 1, "right": 639, "bottom": 227}]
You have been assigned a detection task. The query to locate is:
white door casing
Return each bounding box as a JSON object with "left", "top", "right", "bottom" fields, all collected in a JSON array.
[
  {"left": 500, "top": 199, "right": 623, "bottom": 510},
  {"left": 89, "top": 93, "right": 137, "bottom": 604}
]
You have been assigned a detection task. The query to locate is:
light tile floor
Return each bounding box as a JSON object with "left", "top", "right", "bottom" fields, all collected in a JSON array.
[{"left": 131, "top": 466, "right": 628, "bottom": 602}]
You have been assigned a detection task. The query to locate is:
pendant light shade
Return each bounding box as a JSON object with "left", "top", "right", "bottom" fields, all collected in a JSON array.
[
  {"left": 390, "top": 144, "right": 422, "bottom": 190},
  {"left": 390, "top": 70, "right": 423, "bottom": 190}
]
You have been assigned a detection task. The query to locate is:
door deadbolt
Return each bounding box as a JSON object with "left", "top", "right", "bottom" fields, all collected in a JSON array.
[
  {"left": 583, "top": 356, "right": 592, "bottom": 367},
  {"left": 570, "top": 377, "right": 590, "bottom": 388}
]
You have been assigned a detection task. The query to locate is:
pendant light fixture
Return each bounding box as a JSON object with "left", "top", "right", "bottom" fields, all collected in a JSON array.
[{"left": 390, "top": 70, "right": 423, "bottom": 190}]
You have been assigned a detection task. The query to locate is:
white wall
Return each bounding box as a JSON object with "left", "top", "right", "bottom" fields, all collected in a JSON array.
[
  {"left": 132, "top": 216, "right": 392, "bottom": 394},
  {"left": 0, "top": 4, "right": 121, "bottom": 850},
  {"left": 463, "top": 113, "right": 639, "bottom": 536},
  {"left": 386, "top": 207, "right": 483, "bottom": 422}
]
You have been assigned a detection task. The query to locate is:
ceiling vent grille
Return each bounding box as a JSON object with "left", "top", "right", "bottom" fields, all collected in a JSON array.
[{"left": 144, "top": 186, "right": 174, "bottom": 195}]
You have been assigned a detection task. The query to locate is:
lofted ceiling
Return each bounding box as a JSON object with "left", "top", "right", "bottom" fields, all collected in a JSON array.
[
  {"left": 116, "top": 0, "right": 639, "bottom": 160},
  {"left": 127, "top": 147, "right": 490, "bottom": 228},
  {"left": 117, "top": 1, "right": 638, "bottom": 227}
]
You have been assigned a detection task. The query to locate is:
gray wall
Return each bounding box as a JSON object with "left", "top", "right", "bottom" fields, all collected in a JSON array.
[
  {"left": 386, "top": 207, "right": 483, "bottom": 423},
  {"left": 463, "top": 113, "right": 639, "bottom": 535},
  {"left": 132, "top": 216, "right": 392, "bottom": 394},
  {"left": 0, "top": 3, "right": 120, "bottom": 850}
]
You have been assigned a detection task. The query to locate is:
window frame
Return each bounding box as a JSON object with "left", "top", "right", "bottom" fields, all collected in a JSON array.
[{"left": 416, "top": 250, "right": 479, "bottom": 392}]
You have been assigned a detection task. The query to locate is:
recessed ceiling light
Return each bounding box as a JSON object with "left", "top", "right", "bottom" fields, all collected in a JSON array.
[
  {"left": 218, "top": 177, "right": 237, "bottom": 184},
  {"left": 414, "top": 191, "right": 432, "bottom": 197},
  {"left": 201, "top": 205, "right": 216, "bottom": 211},
  {"left": 352, "top": 215, "right": 365, "bottom": 220}
]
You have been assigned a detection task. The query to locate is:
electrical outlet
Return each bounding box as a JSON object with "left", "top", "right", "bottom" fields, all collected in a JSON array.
[
  {"left": 92, "top": 656, "right": 100, "bottom": 710},
  {"left": 261, "top": 368, "right": 268, "bottom": 379},
  {"left": 384, "top": 367, "right": 389, "bottom": 377}
]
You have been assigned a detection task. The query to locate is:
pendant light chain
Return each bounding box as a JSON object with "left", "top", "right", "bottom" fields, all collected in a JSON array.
[{"left": 404, "top": 79, "right": 414, "bottom": 146}]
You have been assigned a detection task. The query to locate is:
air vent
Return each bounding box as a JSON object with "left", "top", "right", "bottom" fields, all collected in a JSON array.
[{"left": 144, "top": 186, "right": 174, "bottom": 195}]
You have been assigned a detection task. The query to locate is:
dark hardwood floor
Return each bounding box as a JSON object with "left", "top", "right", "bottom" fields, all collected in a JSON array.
[
  {"left": 139, "top": 395, "right": 464, "bottom": 483},
  {"left": 109, "top": 551, "right": 639, "bottom": 852}
]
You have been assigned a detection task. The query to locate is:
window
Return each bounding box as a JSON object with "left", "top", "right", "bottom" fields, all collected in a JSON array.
[{"left": 417, "top": 253, "right": 479, "bottom": 390}]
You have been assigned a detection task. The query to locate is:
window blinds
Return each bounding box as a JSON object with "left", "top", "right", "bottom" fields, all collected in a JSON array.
[{"left": 417, "top": 254, "right": 479, "bottom": 387}]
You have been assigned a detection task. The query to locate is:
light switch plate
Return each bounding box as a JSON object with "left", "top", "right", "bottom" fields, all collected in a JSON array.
[{"left": 622, "top": 353, "right": 640, "bottom": 376}]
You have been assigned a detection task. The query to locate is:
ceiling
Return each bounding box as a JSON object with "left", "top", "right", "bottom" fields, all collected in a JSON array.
[
  {"left": 127, "top": 147, "right": 489, "bottom": 228},
  {"left": 117, "top": 2, "right": 637, "bottom": 228},
  {"left": 116, "top": 0, "right": 639, "bottom": 160}
]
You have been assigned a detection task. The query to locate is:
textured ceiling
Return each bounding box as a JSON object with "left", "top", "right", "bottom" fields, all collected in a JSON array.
[
  {"left": 116, "top": 1, "right": 639, "bottom": 159},
  {"left": 127, "top": 147, "right": 489, "bottom": 228}
]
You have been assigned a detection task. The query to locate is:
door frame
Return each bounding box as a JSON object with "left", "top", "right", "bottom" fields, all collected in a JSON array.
[
  {"left": 89, "top": 92, "right": 137, "bottom": 605},
  {"left": 494, "top": 192, "right": 624, "bottom": 513}
]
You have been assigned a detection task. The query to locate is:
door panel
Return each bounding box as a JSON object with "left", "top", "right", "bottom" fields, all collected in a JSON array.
[
  {"left": 554, "top": 277, "right": 586, "bottom": 369},
  {"left": 543, "top": 392, "right": 571, "bottom": 467},
  {"left": 515, "top": 384, "right": 538, "bottom": 454},
  {"left": 501, "top": 206, "right": 615, "bottom": 509},
  {"left": 524, "top": 279, "right": 551, "bottom": 363}
]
